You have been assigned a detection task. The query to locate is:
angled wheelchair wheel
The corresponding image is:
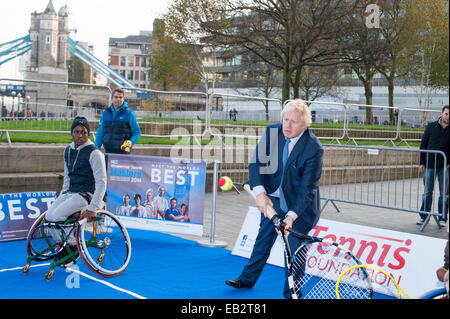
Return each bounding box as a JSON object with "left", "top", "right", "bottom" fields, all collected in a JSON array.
[
  {"left": 420, "top": 287, "right": 448, "bottom": 299},
  {"left": 76, "top": 210, "right": 131, "bottom": 278},
  {"left": 26, "top": 213, "right": 63, "bottom": 262},
  {"left": 26, "top": 213, "right": 47, "bottom": 261}
]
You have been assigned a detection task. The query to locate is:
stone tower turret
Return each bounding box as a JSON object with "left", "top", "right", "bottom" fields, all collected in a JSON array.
[{"left": 25, "top": 0, "right": 69, "bottom": 106}]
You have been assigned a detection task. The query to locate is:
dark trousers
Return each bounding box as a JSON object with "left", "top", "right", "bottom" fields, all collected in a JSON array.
[{"left": 238, "top": 196, "right": 304, "bottom": 298}]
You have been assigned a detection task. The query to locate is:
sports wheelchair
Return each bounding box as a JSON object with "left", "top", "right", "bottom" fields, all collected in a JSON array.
[{"left": 22, "top": 206, "right": 131, "bottom": 281}]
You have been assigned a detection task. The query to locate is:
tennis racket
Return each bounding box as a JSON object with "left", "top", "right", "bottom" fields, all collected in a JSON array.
[
  {"left": 336, "top": 264, "right": 412, "bottom": 299},
  {"left": 243, "top": 183, "right": 373, "bottom": 299}
]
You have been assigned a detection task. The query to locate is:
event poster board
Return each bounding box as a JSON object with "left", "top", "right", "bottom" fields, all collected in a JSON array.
[
  {"left": 232, "top": 206, "right": 448, "bottom": 298},
  {"left": 0, "top": 191, "right": 56, "bottom": 242},
  {"left": 106, "top": 154, "right": 207, "bottom": 236}
]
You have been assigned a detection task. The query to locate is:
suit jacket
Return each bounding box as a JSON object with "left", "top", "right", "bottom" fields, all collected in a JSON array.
[{"left": 249, "top": 123, "right": 323, "bottom": 234}]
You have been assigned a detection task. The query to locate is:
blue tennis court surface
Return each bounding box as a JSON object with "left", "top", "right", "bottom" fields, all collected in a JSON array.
[{"left": 0, "top": 229, "right": 285, "bottom": 299}]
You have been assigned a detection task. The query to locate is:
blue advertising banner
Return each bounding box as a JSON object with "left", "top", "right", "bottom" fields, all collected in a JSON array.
[
  {"left": 0, "top": 191, "right": 56, "bottom": 242},
  {"left": 107, "top": 154, "right": 207, "bottom": 236}
]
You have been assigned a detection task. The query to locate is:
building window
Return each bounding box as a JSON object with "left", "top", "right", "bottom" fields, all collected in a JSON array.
[
  {"left": 109, "top": 55, "right": 119, "bottom": 66},
  {"left": 128, "top": 70, "right": 134, "bottom": 81},
  {"left": 128, "top": 56, "right": 134, "bottom": 67},
  {"left": 233, "top": 55, "right": 242, "bottom": 66},
  {"left": 120, "top": 56, "right": 126, "bottom": 67}
]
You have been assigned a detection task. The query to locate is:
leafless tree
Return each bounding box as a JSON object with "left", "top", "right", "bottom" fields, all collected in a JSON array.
[
  {"left": 201, "top": 0, "right": 358, "bottom": 103},
  {"left": 339, "top": 0, "right": 388, "bottom": 124}
]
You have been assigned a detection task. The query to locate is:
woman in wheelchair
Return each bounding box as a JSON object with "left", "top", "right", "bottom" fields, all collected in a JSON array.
[{"left": 23, "top": 117, "right": 132, "bottom": 280}]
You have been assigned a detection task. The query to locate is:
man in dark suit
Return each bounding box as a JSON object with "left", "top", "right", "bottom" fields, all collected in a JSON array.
[{"left": 225, "top": 99, "right": 324, "bottom": 299}]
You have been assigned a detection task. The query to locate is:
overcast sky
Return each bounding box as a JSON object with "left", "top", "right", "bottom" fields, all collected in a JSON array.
[{"left": 0, "top": 0, "right": 171, "bottom": 79}]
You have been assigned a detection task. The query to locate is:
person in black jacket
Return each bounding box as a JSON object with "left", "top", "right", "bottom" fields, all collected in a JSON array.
[{"left": 417, "top": 105, "right": 449, "bottom": 226}]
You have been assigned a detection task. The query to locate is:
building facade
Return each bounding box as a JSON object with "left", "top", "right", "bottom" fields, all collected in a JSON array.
[{"left": 108, "top": 31, "right": 152, "bottom": 89}]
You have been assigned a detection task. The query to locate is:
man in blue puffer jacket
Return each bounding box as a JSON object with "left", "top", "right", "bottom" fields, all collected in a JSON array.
[{"left": 95, "top": 88, "right": 141, "bottom": 154}]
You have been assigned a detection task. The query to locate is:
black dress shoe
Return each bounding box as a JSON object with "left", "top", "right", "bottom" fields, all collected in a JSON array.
[{"left": 225, "top": 278, "right": 252, "bottom": 289}]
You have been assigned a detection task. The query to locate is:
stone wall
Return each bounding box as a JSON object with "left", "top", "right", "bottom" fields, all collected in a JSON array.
[{"left": 0, "top": 144, "right": 420, "bottom": 194}]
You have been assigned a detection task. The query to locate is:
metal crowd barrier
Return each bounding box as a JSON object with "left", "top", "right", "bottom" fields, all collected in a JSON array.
[
  {"left": 319, "top": 144, "right": 447, "bottom": 232},
  {"left": 396, "top": 108, "right": 441, "bottom": 146},
  {"left": 2, "top": 77, "right": 445, "bottom": 147},
  {"left": 217, "top": 139, "right": 448, "bottom": 232},
  {"left": 125, "top": 87, "right": 208, "bottom": 137}
]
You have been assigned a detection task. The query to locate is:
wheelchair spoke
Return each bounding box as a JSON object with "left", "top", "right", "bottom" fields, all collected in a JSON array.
[{"left": 76, "top": 210, "right": 131, "bottom": 278}]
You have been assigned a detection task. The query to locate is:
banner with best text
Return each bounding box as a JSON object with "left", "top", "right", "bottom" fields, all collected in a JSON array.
[
  {"left": 232, "top": 206, "right": 448, "bottom": 299},
  {"left": 107, "top": 154, "right": 207, "bottom": 236},
  {"left": 0, "top": 191, "right": 56, "bottom": 242}
]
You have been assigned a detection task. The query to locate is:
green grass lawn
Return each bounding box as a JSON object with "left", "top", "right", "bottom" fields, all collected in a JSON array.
[
  {"left": 0, "top": 118, "right": 422, "bottom": 146},
  {"left": 0, "top": 132, "right": 188, "bottom": 145},
  {"left": 0, "top": 130, "right": 420, "bottom": 147}
]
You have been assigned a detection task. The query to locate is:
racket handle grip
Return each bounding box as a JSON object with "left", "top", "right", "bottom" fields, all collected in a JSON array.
[
  {"left": 244, "top": 183, "right": 281, "bottom": 218},
  {"left": 244, "top": 183, "right": 284, "bottom": 228}
]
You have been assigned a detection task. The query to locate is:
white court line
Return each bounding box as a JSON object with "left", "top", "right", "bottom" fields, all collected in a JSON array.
[
  {"left": 66, "top": 267, "right": 147, "bottom": 299},
  {"left": 0, "top": 263, "right": 50, "bottom": 272},
  {"left": 1, "top": 264, "right": 147, "bottom": 300}
]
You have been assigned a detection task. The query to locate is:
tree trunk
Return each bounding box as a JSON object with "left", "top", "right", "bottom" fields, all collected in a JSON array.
[
  {"left": 282, "top": 64, "right": 291, "bottom": 106},
  {"left": 292, "top": 66, "right": 302, "bottom": 99},
  {"left": 363, "top": 77, "right": 374, "bottom": 125},
  {"left": 388, "top": 76, "right": 395, "bottom": 125}
]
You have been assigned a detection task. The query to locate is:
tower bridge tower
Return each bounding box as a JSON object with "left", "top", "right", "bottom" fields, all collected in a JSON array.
[{"left": 25, "top": 0, "right": 69, "bottom": 106}]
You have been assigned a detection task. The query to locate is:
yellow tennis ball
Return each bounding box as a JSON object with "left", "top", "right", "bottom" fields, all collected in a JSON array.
[{"left": 219, "top": 176, "right": 233, "bottom": 191}]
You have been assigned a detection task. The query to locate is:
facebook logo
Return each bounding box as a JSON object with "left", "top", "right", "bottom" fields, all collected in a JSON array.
[{"left": 240, "top": 234, "right": 248, "bottom": 246}]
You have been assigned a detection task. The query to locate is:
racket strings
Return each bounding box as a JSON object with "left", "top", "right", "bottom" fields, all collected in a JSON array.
[
  {"left": 339, "top": 265, "right": 406, "bottom": 299},
  {"left": 291, "top": 242, "right": 372, "bottom": 299},
  {"left": 298, "top": 275, "right": 338, "bottom": 299}
]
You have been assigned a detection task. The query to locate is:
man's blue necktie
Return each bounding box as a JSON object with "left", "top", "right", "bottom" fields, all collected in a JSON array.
[{"left": 279, "top": 138, "right": 290, "bottom": 212}]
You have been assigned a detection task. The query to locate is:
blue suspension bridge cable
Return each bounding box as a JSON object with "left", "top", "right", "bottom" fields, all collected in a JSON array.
[{"left": 0, "top": 34, "right": 136, "bottom": 90}]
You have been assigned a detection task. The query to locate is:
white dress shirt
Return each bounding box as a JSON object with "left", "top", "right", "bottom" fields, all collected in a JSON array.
[{"left": 252, "top": 131, "right": 304, "bottom": 221}]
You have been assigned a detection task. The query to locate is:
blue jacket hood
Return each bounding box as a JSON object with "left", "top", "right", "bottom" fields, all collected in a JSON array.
[{"left": 109, "top": 101, "right": 129, "bottom": 112}]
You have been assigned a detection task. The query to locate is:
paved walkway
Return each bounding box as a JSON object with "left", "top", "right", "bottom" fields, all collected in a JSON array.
[{"left": 177, "top": 187, "right": 448, "bottom": 250}]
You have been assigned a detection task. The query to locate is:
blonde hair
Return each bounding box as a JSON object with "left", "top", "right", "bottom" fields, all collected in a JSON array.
[
  {"left": 281, "top": 99, "right": 312, "bottom": 127},
  {"left": 146, "top": 188, "right": 154, "bottom": 197}
]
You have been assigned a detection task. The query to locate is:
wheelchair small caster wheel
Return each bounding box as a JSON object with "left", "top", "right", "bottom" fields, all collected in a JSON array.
[
  {"left": 22, "top": 264, "right": 30, "bottom": 274},
  {"left": 45, "top": 269, "right": 54, "bottom": 281},
  {"left": 97, "top": 250, "right": 105, "bottom": 263}
]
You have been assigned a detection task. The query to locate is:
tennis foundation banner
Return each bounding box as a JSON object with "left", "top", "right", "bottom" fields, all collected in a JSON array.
[
  {"left": 106, "top": 154, "right": 207, "bottom": 236},
  {"left": 0, "top": 191, "right": 56, "bottom": 242},
  {"left": 232, "top": 206, "right": 447, "bottom": 299}
]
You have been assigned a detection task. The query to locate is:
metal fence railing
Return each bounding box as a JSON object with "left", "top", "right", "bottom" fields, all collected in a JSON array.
[
  {"left": 319, "top": 145, "right": 447, "bottom": 231},
  {"left": 397, "top": 108, "right": 441, "bottom": 146},
  {"left": 216, "top": 140, "right": 447, "bottom": 232},
  {"left": 1, "top": 78, "right": 446, "bottom": 148},
  {"left": 125, "top": 87, "right": 208, "bottom": 138},
  {"left": 1, "top": 78, "right": 447, "bottom": 233}
]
